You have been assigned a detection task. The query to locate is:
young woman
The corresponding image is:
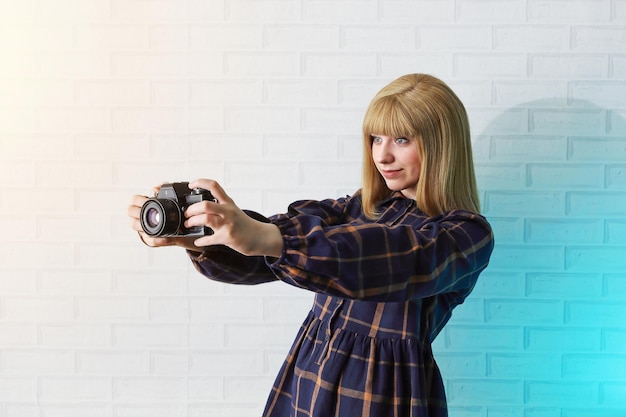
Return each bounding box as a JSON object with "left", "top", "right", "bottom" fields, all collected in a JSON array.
[{"left": 128, "top": 73, "right": 494, "bottom": 416}]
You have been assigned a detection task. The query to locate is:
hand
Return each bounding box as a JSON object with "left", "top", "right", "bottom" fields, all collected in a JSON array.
[
  {"left": 127, "top": 187, "right": 199, "bottom": 251},
  {"left": 184, "top": 179, "right": 283, "bottom": 257}
]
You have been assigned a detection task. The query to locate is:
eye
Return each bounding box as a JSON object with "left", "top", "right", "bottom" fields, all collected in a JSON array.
[
  {"left": 370, "top": 135, "right": 382, "bottom": 144},
  {"left": 395, "top": 137, "right": 410, "bottom": 144}
]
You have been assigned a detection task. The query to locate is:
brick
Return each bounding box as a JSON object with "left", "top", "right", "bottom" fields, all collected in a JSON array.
[
  {"left": 112, "top": 107, "right": 186, "bottom": 133},
  {"left": 189, "top": 350, "right": 264, "bottom": 375},
  {"left": 74, "top": 24, "right": 148, "bottom": 50},
  {"left": 484, "top": 191, "right": 565, "bottom": 216},
  {"left": 149, "top": 297, "right": 189, "bottom": 322},
  {"left": 436, "top": 353, "right": 486, "bottom": 377},
  {"left": 39, "top": 268, "right": 111, "bottom": 294},
  {"left": 38, "top": 107, "right": 109, "bottom": 133},
  {"left": 530, "top": 108, "right": 607, "bottom": 136},
  {"left": 606, "top": 164, "right": 626, "bottom": 190},
  {"left": 527, "top": 164, "right": 604, "bottom": 189},
  {"left": 471, "top": 272, "right": 525, "bottom": 297},
  {"left": 442, "top": 325, "right": 523, "bottom": 351},
  {"left": 600, "top": 383, "right": 626, "bottom": 407},
  {"left": 470, "top": 108, "right": 529, "bottom": 135},
  {"left": 612, "top": 55, "right": 626, "bottom": 79},
  {"left": 565, "top": 246, "right": 626, "bottom": 272},
  {"left": 302, "top": 0, "right": 377, "bottom": 23},
  {"left": 572, "top": 26, "right": 626, "bottom": 52},
  {"left": 494, "top": 25, "right": 569, "bottom": 51},
  {"left": 0, "top": 243, "right": 74, "bottom": 268},
  {"left": 525, "top": 381, "right": 597, "bottom": 406},
  {"left": 380, "top": 1, "right": 454, "bottom": 23},
  {"left": 40, "top": 324, "right": 110, "bottom": 347},
  {"left": 35, "top": 405, "right": 113, "bottom": 417},
  {"left": 343, "top": 25, "right": 416, "bottom": 51},
  {"left": 263, "top": 134, "right": 339, "bottom": 161},
  {"left": 188, "top": 376, "right": 224, "bottom": 400},
  {"left": 0, "top": 377, "right": 37, "bottom": 401},
  {"left": 114, "top": 405, "right": 186, "bottom": 417},
  {"left": 487, "top": 353, "right": 561, "bottom": 378},
  {"left": 304, "top": 53, "right": 377, "bottom": 77},
  {"left": 224, "top": 161, "right": 299, "bottom": 188},
  {"left": 149, "top": 24, "right": 188, "bottom": 50},
  {"left": 480, "top": 216, "right": 525, "bottom": 246},
  {"left": 525, "top": 219, "right": 604, "bottom": 244},
  {"left": 40, "top": 53, "right": 111, "bottom": 77},
  {"left": 76, "top": 296, "right": 149, "bottom": 321},
  {"left": 265, "top": 80, "right": 337, "bottom": 105},
  {"left": 302, "top": 107, "right": 363, "bottom": 134},
  {"left": 263, "top": 296, "right": 317, "bottom": 322},
  {"left": 456, "top": 0, "right": 524, "bottom": 22},
  {"left": 418, "top": 26, "right": 491, "bottom": 50},
  {"left": 113, "top": 270, "right": 186, "bottom": 294},
  {"left": 526, "top": 273, "right": 602, "bottom": 298},
  {"left": 455, "top": 53, "right": 528, "bottom": 78},
  {"left": 300, "top": 162, "right": 361, "bottom": 187},
  {"left": 530, "top": 54, "right": 608, "bottom": 79},
  {"left": 113, "top": 324, "right": 187, "bottom": 347},
  {"left": 563, "top": 354, "right": 626, "bottom": 380},
  {"left": 41, "top": 0, "right": 111, "bottom": 20},
  {"left": 189, "top": 52, "right": 225, "bottom": 77},
  {"left": 112, "top": 53, "right": 188, "bottom": 77},
  {"left": 379, "top": 53, "right": 453, "bottom": 79},
  {"left": 604, "top": 329, "right": 626, "bottom": 353},
  {"left": 190, "top": 80, "right": 263, "bottom": 105},
  {"left": 569, "top": 137, "right": 626, "bottom": 162},
  {"left": 474, "top": 163, "right": 525, "bottom": 189},
  {"left": 189, "top": 0, "right": 225, "bottom": 21},
  {"left": 114, "top": 377, "right": 187, "bottom": 400},
  {"left": 566, "top": 301, "right": 626, "bottom": 326},
  {"left": 77, "top": 350, "right": 149, "bottom": 374},
  {"left": 224, "top": 107, "right": 299, "bottom": 133},
  {"left": 152, "top": 81, "right": 189, "bottom": 105},
  {"left": 0, "top": 325, "right": 37, "bottom": 347},
  {"left": 37, "top": 161, "right": 113, "bottom": 187},
  {"left": 604, "top": 274, "right": 626, "bottom": 298},
  {"left": 569, "top": 82, "right": 626, "bottom": 109},
  {"left": 0, "top": 269, "right": 37, "bottom": 293},
  {"left": 264, "top": 25, "right": 338, "bottom": 50},
  {"left": 189, "top": 107, "right": 225, "bottom": 132},
  {"left": 226, "top": 323, "right": 300, "bottom": 347},
  {"left": 447, "top": 379, "right": 523, "bottom": 405},
  {"left": 609, "top": 109, "right": 626, "bottom": 135},
  {"left": 225, "top": 376, "right": 274, "bottom": 402},
  {"left": 40, "top": 377, "right": 112, "bottom": 401},
  {"left": 485, "top": 299, "right": 563, "bottom": 324},
  {"left": 491, "top": 135, "right": 566, "bottom": 162},
  {"left": 527, "top": 0, "right": 611, "bottom": 23},
  {"left": 227, "top": 0, "right": 300, "bottom": 21},
  {"left": 0, "top": 80, "right": 73, "bottom": 106},
  {"left": 190, "top": 25, "right": 261, "bottom": 50},
  {"left": 74, "top": 134, "right": 150, "bottom": 161},
  {"left": 494, "top": 82, "right": 567, "bottom": 107},
  {"left": 487, "top": 244, "right": 564, "bottom": 271},
  {"left": 525, "top": 327, "right": 600, "bottom": 351},
  {"left": 189, "top": 296, "right": 262, "bottom": 322},
  {"left": 226, "top": 53, "right": 299, "bottom": 77},
  {"left": 77, "top": 80, "right": 150, "bottom": 105},
  {"left": 151, "top": 351, "right": 189, "bottom": 375}
]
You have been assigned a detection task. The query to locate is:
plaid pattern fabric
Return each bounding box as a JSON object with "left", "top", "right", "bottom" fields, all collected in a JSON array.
[{"left": 190, "top": 191, "right": 494, "bottom": 417}]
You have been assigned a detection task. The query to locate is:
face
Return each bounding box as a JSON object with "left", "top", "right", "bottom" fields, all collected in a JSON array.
[{"left": 371, "top": 134, "right": 421, "bottom": 199}]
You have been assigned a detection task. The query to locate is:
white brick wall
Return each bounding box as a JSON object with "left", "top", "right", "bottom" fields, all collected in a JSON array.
[{"left": 1, "top": 0, "right": 625, "bottom": 415}]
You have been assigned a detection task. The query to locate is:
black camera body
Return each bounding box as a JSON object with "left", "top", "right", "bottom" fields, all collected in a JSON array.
[{"left": 140, "top": 182, "right": 216, "bottom": 237}]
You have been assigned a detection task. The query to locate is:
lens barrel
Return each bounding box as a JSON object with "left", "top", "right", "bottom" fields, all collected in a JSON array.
[{"left": 140, "top": 198, "right": 181, "bottom": 237}]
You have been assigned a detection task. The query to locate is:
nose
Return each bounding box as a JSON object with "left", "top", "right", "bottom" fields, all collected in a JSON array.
[{"left": 373, "top": 138, "right": 394, "bottom": 164}]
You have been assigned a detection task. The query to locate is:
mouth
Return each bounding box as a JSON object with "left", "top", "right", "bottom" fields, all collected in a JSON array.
[{"left": 380, "top": 169, "right": 402, "bottom": 179}]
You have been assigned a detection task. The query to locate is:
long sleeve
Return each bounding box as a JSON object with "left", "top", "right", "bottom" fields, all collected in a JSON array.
[{"left": 266, "top": 197, "right": 494, "bottom": 302}]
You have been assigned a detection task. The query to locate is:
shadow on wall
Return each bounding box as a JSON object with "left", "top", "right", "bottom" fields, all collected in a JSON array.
[{"left": 442, "top": 98, "right": 626, "bottom": 414}]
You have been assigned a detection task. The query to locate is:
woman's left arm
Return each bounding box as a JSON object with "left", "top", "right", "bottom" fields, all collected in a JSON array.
[{"left": 266, "top": 210, "right": 494, "bottom": 302}]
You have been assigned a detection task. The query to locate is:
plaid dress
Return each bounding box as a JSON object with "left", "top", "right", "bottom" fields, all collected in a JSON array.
[{"left": 190, "top": 191, "right": 494, "bottom": 417}]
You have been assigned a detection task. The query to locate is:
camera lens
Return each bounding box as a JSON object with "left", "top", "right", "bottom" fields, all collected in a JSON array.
[
  {"left": 144, "top": 207, "right": 161, "bottom": 228},
  {"left": 139, "top": 199, "right": 181, "bottom": 237}
]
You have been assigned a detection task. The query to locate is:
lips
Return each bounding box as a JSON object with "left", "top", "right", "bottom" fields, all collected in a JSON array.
[{"left": 380, "top": 169, "right": 402, "bottom": 179}]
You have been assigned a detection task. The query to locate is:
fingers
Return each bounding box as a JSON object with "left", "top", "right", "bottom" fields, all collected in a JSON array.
[{"left": 188, "top": 178, "right": 232, "bottom": 205}]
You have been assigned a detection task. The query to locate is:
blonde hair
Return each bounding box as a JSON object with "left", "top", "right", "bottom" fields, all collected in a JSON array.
[{"left": 361, "top": 73, "right": 480, "bottom": 218}]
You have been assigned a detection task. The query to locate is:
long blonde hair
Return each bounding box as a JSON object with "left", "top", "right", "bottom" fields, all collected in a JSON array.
[{"left": 361, "top": 73, "right": 480, "bottom": 218}]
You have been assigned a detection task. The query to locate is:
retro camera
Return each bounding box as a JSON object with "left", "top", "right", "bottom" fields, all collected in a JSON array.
[{"left": 140, "top": 182, "right": 216, "bottom": 237}]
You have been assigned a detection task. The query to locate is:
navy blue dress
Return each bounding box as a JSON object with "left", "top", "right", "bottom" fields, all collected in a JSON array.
[{"left": 189, "top": 191, "right": 494, "bottom": 416}]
